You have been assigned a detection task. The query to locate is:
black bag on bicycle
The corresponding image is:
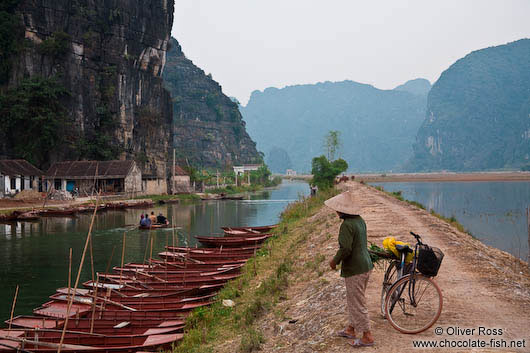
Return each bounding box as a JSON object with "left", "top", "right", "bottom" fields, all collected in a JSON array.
[{"left": 417, "top": 245, "right": 444, "bottom": 277}]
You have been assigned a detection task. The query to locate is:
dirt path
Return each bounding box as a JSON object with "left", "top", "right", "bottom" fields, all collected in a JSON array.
[{"left": 253, "top": 182, "right": 530, "bottom": 352}]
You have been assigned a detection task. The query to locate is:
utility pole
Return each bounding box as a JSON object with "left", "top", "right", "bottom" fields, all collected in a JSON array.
[
  {"left": 216, "top": 170, "right": 219, "bottom": 188},
  {"left": 172, "top": 148, "right": 176, "bottom": 195},
  {"left": 247, "top": 171, "right": 250, "bottom": 185}
]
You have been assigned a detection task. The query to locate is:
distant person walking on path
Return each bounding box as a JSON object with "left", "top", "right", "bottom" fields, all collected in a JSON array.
[{"left": 325, "top": 191, "right": 375, "bottom": 348}]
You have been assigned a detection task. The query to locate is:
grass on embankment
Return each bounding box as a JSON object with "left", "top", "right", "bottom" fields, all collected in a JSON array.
[
  {"left": 369, "top": 184, "right": 473, "bottom": 237},
  {"left": 171, "top": 188, "right": 339, "bottom": 353}
]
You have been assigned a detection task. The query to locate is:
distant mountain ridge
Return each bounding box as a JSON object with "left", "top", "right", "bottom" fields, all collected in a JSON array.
[
  {"left": 407, "top": 39, "right": 530, "bottom": 171},
  {"left": 241, "top": 79, "right": 429, "bottom": 173}
]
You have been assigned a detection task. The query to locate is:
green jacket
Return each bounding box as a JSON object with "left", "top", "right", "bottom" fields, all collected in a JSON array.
[{"left": 333, "top": 216, "right": 373, "bottom": 277}]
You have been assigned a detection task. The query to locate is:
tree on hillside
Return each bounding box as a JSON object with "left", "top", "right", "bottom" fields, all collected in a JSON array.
[
  {"left": 324, "top": 130, "right": 341, "bottom": 161},
  {"left": 311, "top": 155, "right": 348, "bottom": 190}
]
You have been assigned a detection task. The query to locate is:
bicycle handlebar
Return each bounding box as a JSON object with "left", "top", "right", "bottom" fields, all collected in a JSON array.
[{"left": 410, "top": 231, "right": 423, "bottom": 245}]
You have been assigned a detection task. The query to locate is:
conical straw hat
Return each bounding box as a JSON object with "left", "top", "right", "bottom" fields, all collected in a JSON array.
[{"left": 324, "top": 191, "right": 362, "bottom": 215}]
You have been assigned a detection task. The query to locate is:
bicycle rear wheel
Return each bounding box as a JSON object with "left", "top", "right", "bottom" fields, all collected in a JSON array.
[
  {"left": 385, "top": 273, "right": 442, "bottom": 334},
  {"left": 380, "top": 261, "right": 399, "bottom": 317}
]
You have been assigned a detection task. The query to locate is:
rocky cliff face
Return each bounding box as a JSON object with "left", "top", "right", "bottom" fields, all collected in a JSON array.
[
  {"left": 1, "top": 0, "right": 174, "bottom": 177},
  {"left": 163, "top": 37, "right": 261, "bottom": 168},
  {"left": 407, "top": 39, "right": 530, "bottom": 171}
]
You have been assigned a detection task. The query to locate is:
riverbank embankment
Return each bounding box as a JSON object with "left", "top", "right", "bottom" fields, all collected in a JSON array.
[
  {"left": 355, "top": 171, "right": 530, "bottom": 183},
  {"left": 201, "top": 181, "right": 529, "bottom": 352}
]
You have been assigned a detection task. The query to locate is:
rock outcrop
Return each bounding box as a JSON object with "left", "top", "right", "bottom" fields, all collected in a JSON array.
[
  {"left": 1, "top": 0, "right": 174, "bottom": 178},
  {"left": 407, "top": 39, "right": 530, "bottom": 171},
  {"left": 163, "top": 38, "right": 261, "bottom": 168}
]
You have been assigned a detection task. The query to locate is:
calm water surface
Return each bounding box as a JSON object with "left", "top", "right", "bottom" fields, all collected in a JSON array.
[
  {"left": 371, "top": 181, "right": 530, "bottom": 260},
  {"left": 0, "top": 180, "right": 308, "bottom": 321}
]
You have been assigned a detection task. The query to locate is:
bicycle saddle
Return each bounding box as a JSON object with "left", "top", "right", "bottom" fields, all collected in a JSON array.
[{"left": 395, "top": 244, "right": 413, "bottom": 253}]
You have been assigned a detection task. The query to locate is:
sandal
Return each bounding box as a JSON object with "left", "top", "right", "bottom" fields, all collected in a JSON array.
[
  {"left": 349, "top": 338, "right": 375, "bottom": 348},
  {"left": 337, "top": 330, "right": 355, "bottom": 339}
]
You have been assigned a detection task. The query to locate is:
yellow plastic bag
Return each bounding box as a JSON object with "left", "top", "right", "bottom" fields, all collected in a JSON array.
[{"left": 383, "top": 237, "right": 414, "bottom": 263}]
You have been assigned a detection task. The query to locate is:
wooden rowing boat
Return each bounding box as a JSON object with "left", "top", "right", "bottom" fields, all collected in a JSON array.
[
  {"left": 166, "top": 246, "right": 260, "bottom": 254},
  {"left": 221, "top": 224, "right": 277, "bottom": 234},
  {"left": 38, "top": 208, "right": 77, "bottom": 217},
  {"left": 0, "top": 329, "right": 182, "bottom": 352},
  {"left": 195, "top": 234, "right": 271, "bottom": 247},
  {"left": 34, "top": 300, "right": 211, "bottom": 319},
  {"left": 158, "top": 251, "right": 253, "bottom": 261},
  {"left": 138, "top": 221, "right": 170, "bottom": 230},
  {"left": 6, "top": 315, "right": 185, "bottom": 333}
]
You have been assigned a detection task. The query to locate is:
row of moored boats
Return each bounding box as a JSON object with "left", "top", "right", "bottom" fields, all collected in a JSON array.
[{"left": 0, "top": 224, "right": 277, "bottom": 352}]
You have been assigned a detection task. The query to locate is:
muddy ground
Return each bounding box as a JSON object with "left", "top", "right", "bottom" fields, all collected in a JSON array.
[{"left": 233, "top": 181, "right": 530, "bottom": 352}]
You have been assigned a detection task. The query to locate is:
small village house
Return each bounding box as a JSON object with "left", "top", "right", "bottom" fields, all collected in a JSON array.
[
  {"left": 0, "top": 160, "right": 44, "bottom": 197},
  {"left": 141, "top": 173, "right": 167, "bottom": 195},
  {"left": 45, "top": 160, "right": 142, "bottom": 195},
  {"left": 233, "top": 164, "right": 261, "bottom": 176},
  {"left": 171, "top": 165, "right": 192, "bottom": 194},
  {"left": 286, "top": 169, "right": 297, "bottom": 176},
  {"left": 233, "top": 164, "right": 262, "bottom": 185}
]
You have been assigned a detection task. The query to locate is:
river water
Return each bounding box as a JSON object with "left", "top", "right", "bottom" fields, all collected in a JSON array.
[
  {"left": 0, "top": 180, "right": 309, "bottom": 321},
  {"left": 371, "top": 181, "right": 530, "bottom": 260}
]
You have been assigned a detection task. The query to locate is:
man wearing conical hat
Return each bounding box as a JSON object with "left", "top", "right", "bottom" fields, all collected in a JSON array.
[{"left": 325, "top": 191, "right": 374, "bottom": 348}]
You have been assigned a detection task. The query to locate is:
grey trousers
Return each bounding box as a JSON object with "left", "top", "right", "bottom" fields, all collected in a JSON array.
[{"left": 344, "top": 270, "right": 372, "bottom": 332}]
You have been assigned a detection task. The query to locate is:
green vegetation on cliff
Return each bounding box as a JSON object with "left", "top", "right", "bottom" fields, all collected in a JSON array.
[
  {"left": 0, "top": 76, "right": 71, "bottom": 166},
  {"left": 407, "top": 39, "right": 530, "bottom": 171}
]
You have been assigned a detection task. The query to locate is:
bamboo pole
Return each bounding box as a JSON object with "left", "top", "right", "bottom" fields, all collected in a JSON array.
[
  {"left": 104, "top": 245, "right": 116, "bottom": 274},
  {"left": 67, "top": 248, "right": 72, "bottom": 298},
  {"left": 89, "top": 229, "right": 95, "bottom": 284},
  {"left": 58, "top": 193, "right": 100, "bottom": 353},
  {"left": 119, "top": 232, "right": 126, "bottom": 285},
  {"left": 7, "top": 285, "right": 19, "bottom": 333},
  {"left": 90, "top": 274, "right": 99, "bottom": 334}
]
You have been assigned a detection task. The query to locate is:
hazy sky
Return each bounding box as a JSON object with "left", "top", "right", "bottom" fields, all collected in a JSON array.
[{"left": 172, "top": 0, "right": 530, "bottom": 104}]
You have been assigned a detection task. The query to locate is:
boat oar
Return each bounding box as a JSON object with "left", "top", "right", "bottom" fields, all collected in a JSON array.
[{"left": 7, "top": 285, "right": 19, "bottom": 332}]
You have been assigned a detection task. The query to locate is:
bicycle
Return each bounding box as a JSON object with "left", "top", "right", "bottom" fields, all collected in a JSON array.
[{"left": 378, "top": 232, "right": 444, "bottom": 334}]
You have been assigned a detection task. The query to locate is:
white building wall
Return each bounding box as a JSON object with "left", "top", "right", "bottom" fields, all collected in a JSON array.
[{"left": 15, "top": 177, "right": 21, "bottom": 192}]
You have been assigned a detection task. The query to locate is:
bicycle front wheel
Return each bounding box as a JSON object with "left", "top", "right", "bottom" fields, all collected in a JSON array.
[
  {"left": 385, "top": 274, "right": 443, "bottom": 334},
  {"left": 380, "top": 261, "right": 399, "bottom": 317}
]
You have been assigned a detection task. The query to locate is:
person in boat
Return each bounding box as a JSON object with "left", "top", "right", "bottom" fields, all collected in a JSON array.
[
  {"left": 140, "top": 214, "right": 151, "bottom": 227},
  {"left": 149, "top": 211, "right": 157, "bottom": 224},
  {"left": 156, "top": 213, "right": 168, "bottom": 225},
  {"left": 325, "top": 191, "right": 374, "bottom": 348},
  {"left": 139, "top": 214, "right": 144, "bottom": 225}
]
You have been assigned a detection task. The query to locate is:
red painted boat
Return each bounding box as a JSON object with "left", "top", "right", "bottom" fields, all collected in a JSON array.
[
  {"left": 56, "top": 286, "right": 220, "bottom": 302},
  {"left": 195, "top": 234, "right": 271, "bottom": 247},
  {"left": 48, "top": 292, "right": 216, "bottom": 311},
  {"left": 146, "top": 258, "right": 247, "bottom": 268},
  {"left": 95, "top": 272, "right": 240, "bottom": 288},
  {"left": 82, "top": 280, "right": 225, "bottom": 296},
  {"left": 34, "top": 300, "right": 211, "bottom": 320},
  {"left": 0, "top": 329, "right": 182, "bottom": 352},
  {"left": 221, "top": 224, "right": 277, "bottom": 234},
  {"left": 113, "top": 263, "right": 244, "bottom": 277},
  {"left": 166, "top": 246, "right": 260, "bottom": 254},
  {"left": 6, "top": 315, "right": 185, "bottom": 333},
  {"left": 158, "top": 251, "right": 253, "bottom": 261},
  {"left": 38, "top": 208, "right": 77, "bottom": 217}
]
